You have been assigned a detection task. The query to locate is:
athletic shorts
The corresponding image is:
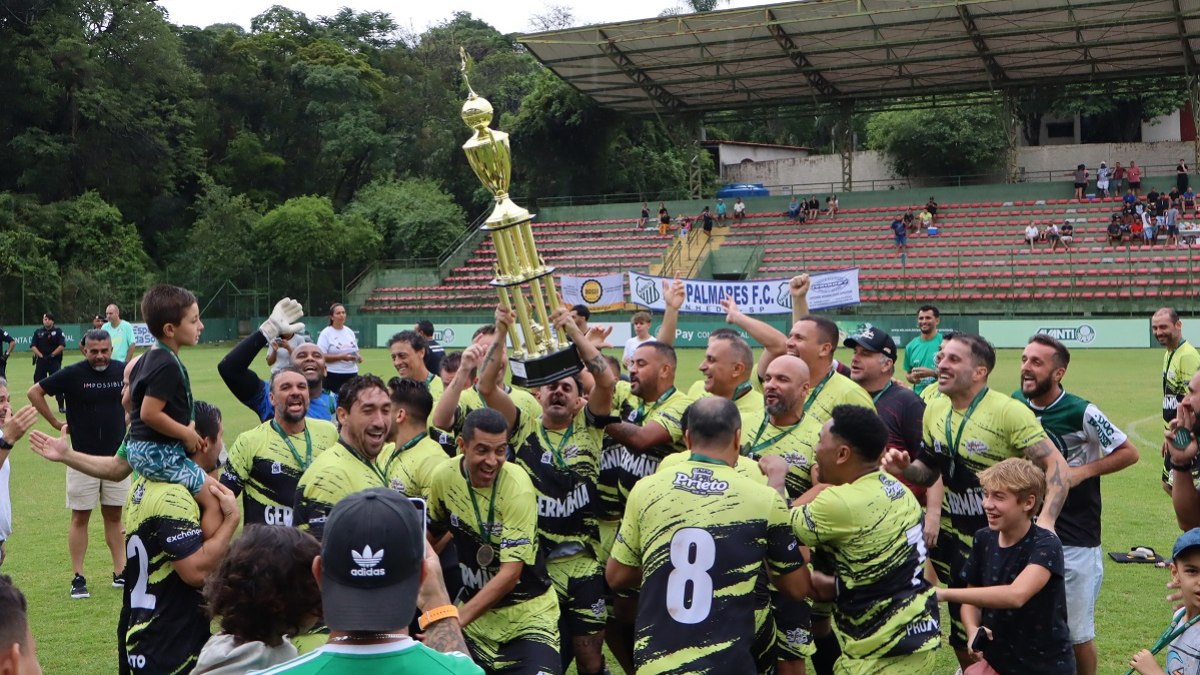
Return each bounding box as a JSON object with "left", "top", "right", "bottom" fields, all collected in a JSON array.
[
  {"left": 772, "top": 589, "right": 815, "bottom": 660},
  {"left": 930, "top": 527, "right": 973, "bottom": 647},
  {"left": 66, "top": 467, "right": 130, "bottom": 510},
  {"left": 1170, "top": 225, "right": 1180, "bottom": 235},
  {"left": 464, "top": 589, "right": 561, "bottom": 675},
  {"left": 1130, "top": 181, "right": 1142, "bottom": 189},
  {"left": 547, "top": 554, "right": 606, "bottom": 635},
  {"left": 1063, "top": 545, "right": 1103, "bottom": 644},
  {"left": 1074, "top": 182, "right": 1085, "bottom": 189},
  {"left": 834, "top": 650, "right": 937, "bottom": 675},
  {"left": 125, "top": 440, "right": 205, "bottom": 495},
  {"left": 894, "top": 234, "right": 907, "bottom": 246}
]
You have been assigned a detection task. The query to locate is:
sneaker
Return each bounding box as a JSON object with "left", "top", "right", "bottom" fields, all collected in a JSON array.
[
  {"left": 70, "top": 574, "right": 90, "bottom": 599},
  {"left": 112, "top": 571, "right": 125, "bottom": 589}
]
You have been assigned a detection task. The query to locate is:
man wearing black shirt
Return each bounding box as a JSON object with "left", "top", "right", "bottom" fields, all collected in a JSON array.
[
  {"left": 0, "top": 326, "right": 13, "bottom": 379},
  {"left": 28, "top": 329, "right": 127, "bottom": 598},
  {"left": 416, "top": 319, "right": 446, "bottom": 376},
  {"left": 31, "top": 313, "right": 66, "bottom": 412}
]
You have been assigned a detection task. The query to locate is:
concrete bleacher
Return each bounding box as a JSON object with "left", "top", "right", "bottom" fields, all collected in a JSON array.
[{"left": 360, "top": 183, "right": 1200, "bottom": 315}]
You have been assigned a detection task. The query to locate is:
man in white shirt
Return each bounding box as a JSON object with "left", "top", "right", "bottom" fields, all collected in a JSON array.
[{"left": 623, "top": 311, "right": 655, "bottom": 369}]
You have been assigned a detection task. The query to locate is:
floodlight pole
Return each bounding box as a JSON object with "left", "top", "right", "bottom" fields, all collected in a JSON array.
[
  {"left": 1002, "top": 92, "right": 1021, "bottom": 184},
  {"left": 837, "top": 102, "right": 854, "bottom": 192}
]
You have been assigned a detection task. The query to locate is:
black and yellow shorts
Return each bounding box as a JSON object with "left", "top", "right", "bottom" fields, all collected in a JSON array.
[
  {"left": 464, "top": 590, "right": 561, "bottom": 675},
  {"left": 547, "top": 553, "right": 607, "bottom": 636}
]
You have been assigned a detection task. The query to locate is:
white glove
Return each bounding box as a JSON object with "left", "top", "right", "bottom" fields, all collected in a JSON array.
[{"left": 260, "top": 297, "right": 304, "bottom": 341}]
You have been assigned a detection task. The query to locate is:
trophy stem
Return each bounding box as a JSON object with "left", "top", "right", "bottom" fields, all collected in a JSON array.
[
  {"left": 519, "top": 222, "right": 546, "bottom": 275},
  {"left": 526, "top": 277, "right": 556, "bottom": 351},
  {"left": 496, "top": 287, "right": 526, "bottom": 358},
  {"left": 498, "top": 231, "right": 525, "bottom": 279},
  {"left": 511, "top": 288, "right": 538, "bottom": 353}
]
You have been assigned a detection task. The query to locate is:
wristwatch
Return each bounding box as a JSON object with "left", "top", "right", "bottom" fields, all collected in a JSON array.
[
  {"left": 0, "top": 430, "right": 12, "bottom": 451},
  {"left": 417, "top": 604, "right": 459, "bottom": 630}
]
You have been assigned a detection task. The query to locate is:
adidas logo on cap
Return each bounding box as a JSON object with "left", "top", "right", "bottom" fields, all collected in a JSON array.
[{"left": 350, "top": 545, "right": 386, "bottom": 577}]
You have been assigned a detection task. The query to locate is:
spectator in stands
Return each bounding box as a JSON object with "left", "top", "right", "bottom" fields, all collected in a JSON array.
[
  {"left": 1046, "top": 222, "right": 1064, "bottom": 252},
  {"left": 1096, "top": 161, "right": 1111, "bottom": 198},
  {"left": 1179, "top": 159, "right": 1191, "bottom": 194},
  {"left": 1131, "top": 209, "right": 1146, "bottom": 245},
  {"left": 715, "top": 198, "right": 728, "bottom": 223},
  {"left": 1070, "top": 163, "right": 1088, "bottom": 201},
  {"left": 1169, "top": 186, "right": 1182, "bottom": 206},
  {"left": 1128, "top": 161, "right": 1143, "bottom": 196},
  {"left": 806, "top": 195, "right": 820, "bottom": 221},
  {"left": 1025, "top": 221, "right": 1042, "bottom": 253},
  {"left": 1148, "top": 187, "right": 1161, "bottom": 209},
  {"left": 892, "top": 216, "right": 908, "bottom": 255},
  {"left": 1112, "top": 161, "right": 1126, "bottom": 195},
  {"left": 1185, "top": 186, "right": 1197, "bottom": 216},
  {"left": 657, "top": 202, "right": 670, "bottom": 236},
  {"left": 788, "top": 196, "right": 801, "bottom": 221},
  {"left": 918, "top": 207, "right": 933, "bottom": 231},
  {"left": 1167, "top": 200, "right": 1182, "bottom": 247},
  {"left": 1107, "top": 216, "right": 1123, "bottom": 245},
  {"left": 1123, "top": 188, "right": 1137, "bottom": 209},
  {"left": 733, "top": 197, "right": 746, "bottom": 221},
  {"left": 903, "top": 208, "right": 917, "bottom": 234},
  {"left": 1059, "top": 221, "right": 1075, "bottom": 250},
  {"left": 826, "top": 194, "right": 839, "bottom": 220},
  {"left": 637, "top": 202, "right": 649, "bottom": 230},
  {"left": 699, "top": 205, "right": 715, "bottom": 238},
  {"left": 925, "top": 195, "right": 938, "bottom": 225}
]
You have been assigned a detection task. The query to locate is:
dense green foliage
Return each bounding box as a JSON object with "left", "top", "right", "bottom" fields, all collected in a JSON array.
[
  {"left": 866, "top": 103, "right": 1009, "bottom": 178},
  {"left": 0, "top": 1, "right": 700, "bottom": 321}
]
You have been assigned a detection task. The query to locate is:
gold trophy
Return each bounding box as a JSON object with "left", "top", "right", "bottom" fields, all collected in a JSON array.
[{"left": 460, "top": 48, "right": 582, "bottom": 387}]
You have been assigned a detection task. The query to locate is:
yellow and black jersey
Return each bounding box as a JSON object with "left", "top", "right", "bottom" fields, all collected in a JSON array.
[
  {"left": 598, "top": 380, "right": 634, "bottom": 519},
  {"left": 616, "top": 388, "right": 692, "bottom": 500},
  {"left": 293, "top": 439, "right": 423, "bottom": 540},
  {"left": 805, "top": 370, "right": 874, "bottom": 425},
  {"left": 220, "top": 419, "right": 338, "bottom": 527},
  {"left": 432, "top": 385, "right": 541, "bottom": 456},
  {"left": 612, "top": 455, "right": 804, "bottom": 674},
  {"left": 427, "top": 457, "right": 551, "bottom": 607},
  {"left": 923, "top": 388, "right": 1046, "bottom": 549},
  {"left": 510, "top": 408, "right": 605, "bottom": 554},
  {"left": 122, "top": 478, "right": 210, "bottom": 674},
  {"left": 792, "top": 471, "right": 940, "bottom": 659},
  {"left": 741, "top": 413, "right": 822, "bottom": 499}
]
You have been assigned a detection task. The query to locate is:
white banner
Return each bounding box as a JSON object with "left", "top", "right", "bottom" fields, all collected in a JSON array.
[
  {"left": 560, "top": 273, "right": 626, "bottom": 312},
  {"left": 132, "top": 323, "right": 156, "bottom": 347},
  {"left": 627, "top": 269, "right": 859, "bottom": 315}
]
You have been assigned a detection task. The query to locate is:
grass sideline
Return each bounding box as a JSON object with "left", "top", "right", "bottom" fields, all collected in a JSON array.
[{"left": 0, "top": 345, "right": 1179, "bottom": 673}]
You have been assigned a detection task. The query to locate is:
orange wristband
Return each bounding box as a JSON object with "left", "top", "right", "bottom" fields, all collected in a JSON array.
[{"left": 418, "top": 604, "right": 459, "bottom": 630}]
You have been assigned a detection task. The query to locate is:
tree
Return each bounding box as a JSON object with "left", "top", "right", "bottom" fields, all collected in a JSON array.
[
  {"left": 253, "top": 195, "right": 381, "bottom": 267},
  {"left": 174, "top": 178, "right": 261, "bottom": 293},
  {"left": 866, "top": 103, "right": 1007, "bottom": 178},
  {"left": 346, "top": 178, "right": 466, "bottom": 259},
  {"left": 528, "top": 5, "right": 575, "bottom": 32}
]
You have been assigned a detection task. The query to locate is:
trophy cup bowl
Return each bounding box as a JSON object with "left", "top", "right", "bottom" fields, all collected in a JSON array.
[{"left": 461, "top": 53, "right": 582, "bottom": 387}]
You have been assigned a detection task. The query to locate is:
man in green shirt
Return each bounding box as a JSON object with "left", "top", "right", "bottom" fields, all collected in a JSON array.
[
  {"left": 104, "top": 304, "right": 136, "bottom": 363},
  {"left": 252, "top": 488, "right": 482, "bottom": 674},
  {"left": 902, "top": 305, "right": 942, "bottom": 396},
  {"left": 1154, "top": 307, "right": 1200, "bottom": 492}
]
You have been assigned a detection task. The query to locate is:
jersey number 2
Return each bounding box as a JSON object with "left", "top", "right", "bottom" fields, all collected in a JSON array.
[
  {"left": 904, "top": 523, "right": 928, "bottom": 588},
  {"left": 126, "top": 535, "right": 157, "bottom": 610},
  {"left": 666, "top": 528, "right": 715, "bottom": 624}
]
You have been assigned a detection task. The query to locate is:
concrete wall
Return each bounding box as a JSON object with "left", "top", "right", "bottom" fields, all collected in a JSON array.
[
  {"left": 1143, "top": 110, "right": 1183, "bottom": 143},
  {"left": 718, "top": 144, "right": 809, "bottom": 167},
  {"left": 722, "top": 141, "right": 1195, "bottom": 193}
]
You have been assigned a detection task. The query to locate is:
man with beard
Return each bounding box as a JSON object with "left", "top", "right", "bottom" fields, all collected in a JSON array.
[
  {"left": 218, "top": 298, "right": 337, "bottom": 422},
  {"left": 903, "top": 306, "right": 943, "bottom": 396},
  {"left": 1153, "top": 307, "right": 1200, "bottom": 493},
  {"left": 219, "top": 367, "right": 339, "bottom": 527},
  {"left": 28, "top": 329, "right": 127, "bottom": 598},
  {"left": 427, "top": 408, "right": 561, "bottom": 675},
  {"left": 1013, "top": 334, "right": 1137, "bottom": 675},
  {"left": 389, "top": 330, "right": 445, "bottom": 401},
  {"left": 479, "top": 304, "right": 614, "bottom": 675},
  {"left": 881, "top": 332, "right": 1070, "bottom": 671},
  {"left": 294, "top": 375, "right": 412, "bottom": 541}
]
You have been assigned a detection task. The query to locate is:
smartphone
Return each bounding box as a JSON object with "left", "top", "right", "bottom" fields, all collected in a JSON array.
[
  {"left": 971, "top": 626, "right": 991, "bottom": 653},
  {"left": 1175, "top": 426, "right": 1194, "bottom": 450},
  {"left": 409, "top": 496, "right": 428, "bottom": 543}
]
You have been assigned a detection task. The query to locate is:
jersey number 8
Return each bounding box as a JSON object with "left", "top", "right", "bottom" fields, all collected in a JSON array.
[{"left": 666, "top": 528, "right": 716, "bottom": 624}]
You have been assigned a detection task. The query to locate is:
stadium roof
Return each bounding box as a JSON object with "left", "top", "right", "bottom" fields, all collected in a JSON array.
[{"left": 518, "top": 0, "right": 1200, "bottom": 116}]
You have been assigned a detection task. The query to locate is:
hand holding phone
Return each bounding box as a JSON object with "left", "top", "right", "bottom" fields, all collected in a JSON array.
[{"left": 970, "top": 626, "right": 992, "bottom": 654}]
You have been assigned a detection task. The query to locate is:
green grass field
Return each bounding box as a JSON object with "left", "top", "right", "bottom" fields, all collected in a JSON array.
[{"left": 0, "top": 345, "right": 1179, "bottom": 673}]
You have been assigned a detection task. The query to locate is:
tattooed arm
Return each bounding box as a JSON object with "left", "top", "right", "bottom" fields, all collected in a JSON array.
[
  {"left": 478, "top": 306, "right": 518, "bottom": 431},
  {"left": 880, "top": 447, "right": 942, "bottom": 487},
  {"left": 1023, "top": 438, "right": 1070, "bottom": 532},
  {"left": 416, "top": 542, "right": 473, "bottom": 655},
  {"left": 554, "top": 306, "right": 614, "bottom": 418}
]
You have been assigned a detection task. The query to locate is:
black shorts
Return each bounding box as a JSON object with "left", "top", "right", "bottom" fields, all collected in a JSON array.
[
  {"left": 1170, "top": 225, "right": 1180, "bottom": 235},
  {"left": 1074, "top": 182, "right": 1086, "bottom": 189},
  {"left": 1130, "top": 181, "right": 1142, "bottom": 189}
]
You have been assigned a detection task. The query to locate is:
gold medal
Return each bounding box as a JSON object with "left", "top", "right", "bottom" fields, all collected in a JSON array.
[{"left": 476, "top": 545, "right": 495, "bottom": 567}]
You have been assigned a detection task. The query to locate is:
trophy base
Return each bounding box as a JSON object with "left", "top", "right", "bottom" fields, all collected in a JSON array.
[{"left": 509, "top": 347, "right": 584, "bottom": 388}]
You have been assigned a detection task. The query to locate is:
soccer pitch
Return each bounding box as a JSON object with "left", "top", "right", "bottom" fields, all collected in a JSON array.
[{"left": 0, "top": 345, "right": 1177, "bottom": 673}]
